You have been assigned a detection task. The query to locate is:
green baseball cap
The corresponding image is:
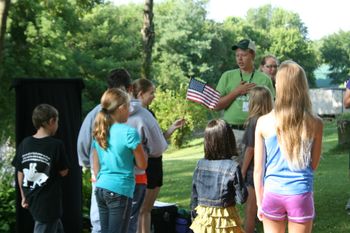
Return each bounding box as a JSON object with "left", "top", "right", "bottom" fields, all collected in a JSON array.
[{"left": 232, "top": 39, "right": 256, "bottom": 53}]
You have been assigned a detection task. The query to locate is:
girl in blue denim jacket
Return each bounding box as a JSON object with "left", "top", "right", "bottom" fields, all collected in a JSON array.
[{"left": 190, "top": 119, "right": 247, "bottom": 233}]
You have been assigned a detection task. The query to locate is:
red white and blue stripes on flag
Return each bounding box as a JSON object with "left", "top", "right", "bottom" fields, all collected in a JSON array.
[{"left": 186, "top": 78, "right": 220, "bottom": 109}]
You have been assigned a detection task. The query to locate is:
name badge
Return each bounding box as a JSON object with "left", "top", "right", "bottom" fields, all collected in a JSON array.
[{"left": 242, "top": 101, "right": 249, "bottom": 112}]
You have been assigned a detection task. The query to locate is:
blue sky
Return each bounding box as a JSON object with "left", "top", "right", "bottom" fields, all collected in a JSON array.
[{"left": 112, "top": 0, "right": 349, "bottom": 40}]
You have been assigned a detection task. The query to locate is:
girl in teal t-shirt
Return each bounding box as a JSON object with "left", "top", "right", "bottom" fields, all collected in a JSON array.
[{"left": 92, "top": 88, "right": 147, "bottom": 233}]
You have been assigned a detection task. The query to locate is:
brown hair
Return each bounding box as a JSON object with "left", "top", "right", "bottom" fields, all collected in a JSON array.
[
  {"left": 131, "top": 78, "right": 154, "bottom": 99},
  {"left": 246, "top": 86, "right": 273, "bottom": 124},
  {"left": 107, "top": 68, "right": 132, "bottom": 90},
  {"left": 204, "top": 119, "right": 238, "bottom": 160},
  {"left": 93, "top": 88, "right": 129, "bottom": 149},
  {"left": 32, "top": 104, "right": 58, "bottom": 129},
  {"left": 260, "top": 55, "right": 279, "bottom": 67}
]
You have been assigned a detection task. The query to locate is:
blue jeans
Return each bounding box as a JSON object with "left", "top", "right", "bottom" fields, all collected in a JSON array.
[
  {"left": 127, "top": 184, "right": 147, "bottom": 233},
  {"left": 34, "top": 219, "right": 64, "bottom": 233},
  {"left": 91, "top": 181, "right": 101, "bottom": 233},
  {"left": 95, "top": 187, "right": 132, "bottom": 233}
]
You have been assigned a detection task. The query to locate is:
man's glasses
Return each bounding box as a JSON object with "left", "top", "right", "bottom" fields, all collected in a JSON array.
[{"left": 264, "top": 65, "right": 278, "bottom": 69}]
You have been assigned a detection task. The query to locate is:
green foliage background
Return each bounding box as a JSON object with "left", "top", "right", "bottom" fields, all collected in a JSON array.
[
  {"left": 0, "top": 0, "right": 349, "bottom": 230},
  {"left": 150, "top": 85, "right": 211, "bottom": 147},
  {"left": 0, "top": 137, "right": 16, "bottom": 232},
  {"left": 1, "top": 0, "right": 349, "bottom": 141}
]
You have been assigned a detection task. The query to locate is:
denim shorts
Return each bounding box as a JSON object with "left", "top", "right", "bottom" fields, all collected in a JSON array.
[{"left": 261, "top": 191, "right": 315, "bottom": 223}]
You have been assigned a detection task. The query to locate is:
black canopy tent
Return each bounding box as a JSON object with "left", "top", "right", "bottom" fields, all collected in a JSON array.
[{"left": 11, "top": 78, "right": 84, "bottom": 233}]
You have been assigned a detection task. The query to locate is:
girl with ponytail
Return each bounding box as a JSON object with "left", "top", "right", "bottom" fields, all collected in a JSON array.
[{"left": 92, "top": 88, "right": 147, "bottom": 233}]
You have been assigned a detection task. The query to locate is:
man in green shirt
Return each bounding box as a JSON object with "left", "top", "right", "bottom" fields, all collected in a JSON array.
[
  {"left": 215, "top": 38, "right": 274, "bottom": 233},
  {"left": 215, "top": 39, "right": 275, "bottom": 157}
]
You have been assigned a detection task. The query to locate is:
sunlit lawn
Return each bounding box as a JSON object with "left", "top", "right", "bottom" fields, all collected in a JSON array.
[{"left": 158, "top": 119, "right": 350, "bottom": 233}]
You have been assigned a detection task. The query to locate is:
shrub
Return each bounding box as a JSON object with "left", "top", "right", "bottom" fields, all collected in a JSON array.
[
  {"left": 150, "top": 84, "right": 218, "bottom": 147},
  {"left": 0, "top": 136, "right": 16, "bottom": 232},
  {"left": 82, "top": 168, "right": 93, "bottom": 232}
]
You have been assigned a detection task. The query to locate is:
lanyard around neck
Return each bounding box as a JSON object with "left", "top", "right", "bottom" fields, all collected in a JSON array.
[{"left": 240, "top": 69, "right": 255, "bottom": 83}]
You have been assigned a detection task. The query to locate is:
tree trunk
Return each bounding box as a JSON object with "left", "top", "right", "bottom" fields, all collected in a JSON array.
[
  {"left": 0, "top": 0, "right": 10, "bottom": 68},
  {"left": 337, "top": 119, "right": 350, "bottom": 146},
  {"left": 141, "top": 0, "right": 154, "bottom": 80}
]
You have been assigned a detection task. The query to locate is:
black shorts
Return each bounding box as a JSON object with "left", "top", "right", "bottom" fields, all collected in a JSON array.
[{"left": 146, "top": 156, "right": 163, "bottom": 189}]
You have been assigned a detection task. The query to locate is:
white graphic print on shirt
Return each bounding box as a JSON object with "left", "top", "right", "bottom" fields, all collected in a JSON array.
[{"left": 22, "top": 152, "right": 50, "bottom": 189}]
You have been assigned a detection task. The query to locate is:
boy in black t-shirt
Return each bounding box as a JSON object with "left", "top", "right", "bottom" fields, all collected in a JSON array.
[{"left": 12, "top": 104, "right": 69, "bottom": 233}]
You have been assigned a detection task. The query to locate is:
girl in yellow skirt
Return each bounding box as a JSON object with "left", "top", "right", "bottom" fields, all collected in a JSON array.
[{"left": 190, "top": 119, "right": 248, "bottom": 233}]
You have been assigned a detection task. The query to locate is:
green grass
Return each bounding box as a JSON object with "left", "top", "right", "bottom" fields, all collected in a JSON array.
[
  {"left": 158, "top": 138, "right": 204, "bottom": 207},
  {"left": 158, "top": 119, "right": 350, "bottom": 233}
]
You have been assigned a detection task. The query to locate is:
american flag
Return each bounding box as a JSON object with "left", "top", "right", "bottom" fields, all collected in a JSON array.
[{"left": 186, "top": 78, "right": 221, "bottom": 109}]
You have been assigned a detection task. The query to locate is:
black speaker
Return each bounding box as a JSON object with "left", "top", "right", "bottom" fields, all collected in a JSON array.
[{"left": 151, "top": 203, "right": 178, "bottom": 233}]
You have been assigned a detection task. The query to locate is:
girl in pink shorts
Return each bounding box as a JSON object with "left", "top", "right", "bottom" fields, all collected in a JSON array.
[
  {"left": 254, "top": 61, "right": 323, "bottom": 233},
  {"left": 261, "top": 191, "right": 315, "bottom": 223}
]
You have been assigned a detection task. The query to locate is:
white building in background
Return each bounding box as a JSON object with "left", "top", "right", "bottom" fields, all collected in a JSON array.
[
  {"left": 310, "top": 88, "right": 349, "bottom": 116},
  {"left": 309, "top": 64, "right": 350, "bottom": 116}
]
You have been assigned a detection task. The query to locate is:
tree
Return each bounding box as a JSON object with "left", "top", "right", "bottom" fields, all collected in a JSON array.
[
  {"left": 320, "top": 31, "right": 350, "bottom": 84},
  {"left": 0, "top": 0, "right": 101, "bottom": 137},
  {"left": 0, "top": 0, "right": 10, "bottom": 70},
  {"left": 141, "top": 0, "right": 154, "bottom": 79},
  {"left": 245, "top": 5, "right": 318, "bottom": 86},
  {"left": 74, "top": 3, "right": 143, "bottom": 111},
  {"left": 153, "top": 0, "right": 214, "bottom": 90},
  {"left": 246, "top": 5, "right": 308, "bottom": 39},
  {"left": 4, "top": 0, "right": 84, "bottom": 78},
  {"left": 268, "top": 27, "right": 317, "bottom": 86}
]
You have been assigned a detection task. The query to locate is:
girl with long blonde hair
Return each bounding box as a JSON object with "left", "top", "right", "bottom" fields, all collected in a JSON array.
[{"left": 254, "top": 61, "right": 323, "bottom": 233}]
